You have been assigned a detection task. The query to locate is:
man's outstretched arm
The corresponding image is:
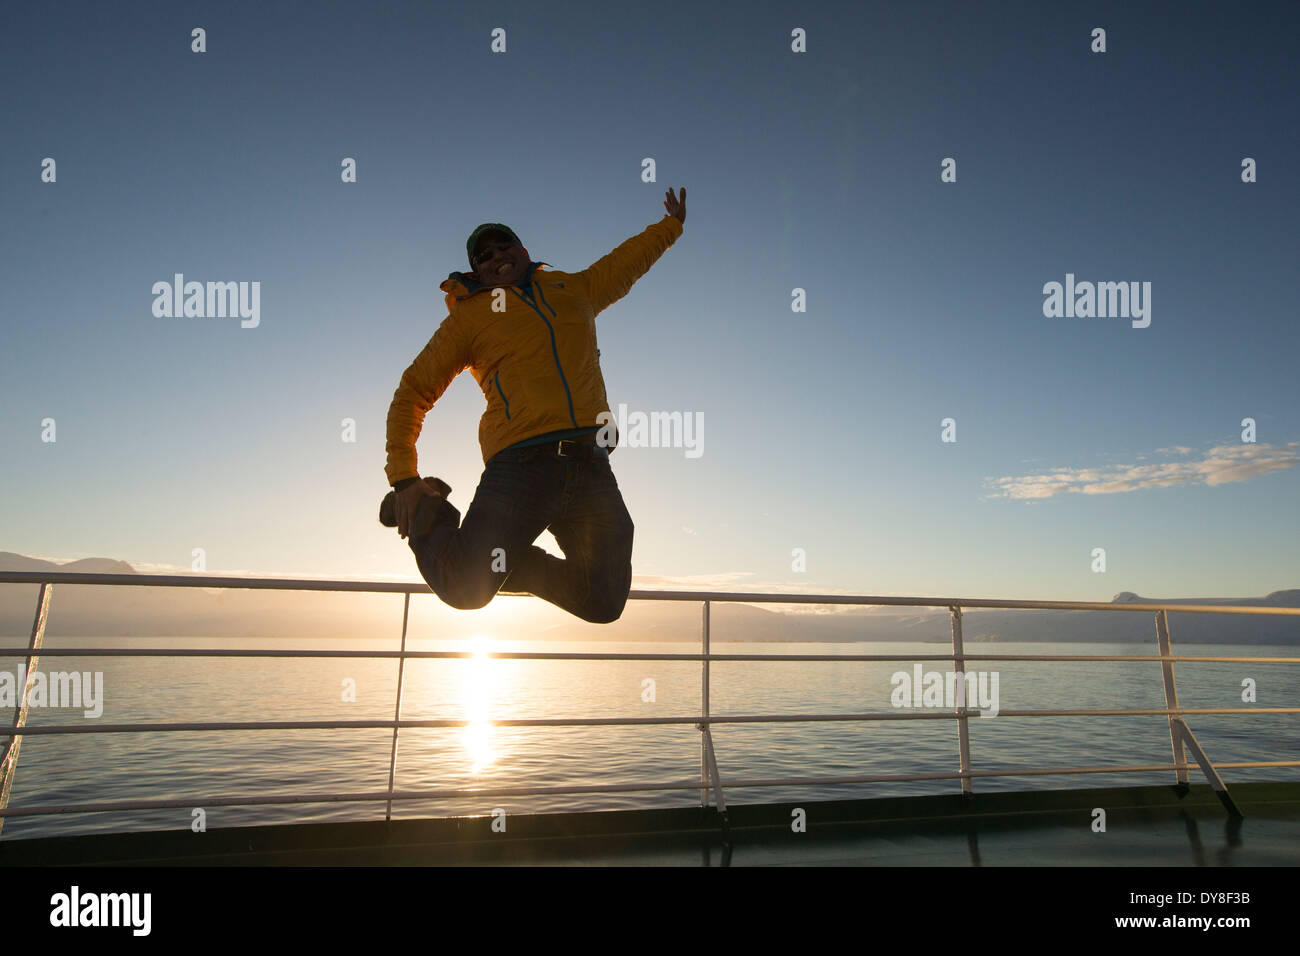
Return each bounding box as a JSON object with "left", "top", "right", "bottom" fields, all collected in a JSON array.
[
  {"left": 384, "top": 316, "right": 471, "bottom": 488},
  {"left": 579, "top": 187, "right": 686, "bottom": 317}
]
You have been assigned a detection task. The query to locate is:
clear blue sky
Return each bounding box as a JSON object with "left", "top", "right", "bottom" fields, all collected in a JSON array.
[{"left": 2, "top": 0, "right": 1297, "bottom": 602}]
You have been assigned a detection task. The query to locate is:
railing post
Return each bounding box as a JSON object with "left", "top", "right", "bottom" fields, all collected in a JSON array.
[
  {"left": 1155, "top": 610, "right": 1190, "bottom": 785},
  {"left": 384, "top": 592, "right": 412, "bottom": 822},
  {"left": 950, "top": 605, "right": 973, "bottom": 795},
  {"left": 700, "top": 600, "right": 710, "bottom": 807},
  {"left": 0, "top": 582, "right": 54, "bottom": 838}
]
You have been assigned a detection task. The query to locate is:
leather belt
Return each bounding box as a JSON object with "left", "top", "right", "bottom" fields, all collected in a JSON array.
[{"left": 544, "top": 433, "right": 608, "bottom": 460}]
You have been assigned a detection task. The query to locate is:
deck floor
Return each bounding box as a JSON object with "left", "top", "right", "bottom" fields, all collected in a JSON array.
[
  {"left": 508, "top": 814, "right": 1300, "bottom": 867},
  {"left": 2, "top": 782, "right": 1297, "bottom": 866}
]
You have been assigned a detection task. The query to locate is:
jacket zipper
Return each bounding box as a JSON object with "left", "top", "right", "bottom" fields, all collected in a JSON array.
[{"left": 510, "top": 282, "right": 579, "bottom": 428}]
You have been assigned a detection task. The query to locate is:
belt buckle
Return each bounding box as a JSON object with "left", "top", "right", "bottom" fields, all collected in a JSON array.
[{"left": 556, "top": 439, "right": 577, "bottom": 458}]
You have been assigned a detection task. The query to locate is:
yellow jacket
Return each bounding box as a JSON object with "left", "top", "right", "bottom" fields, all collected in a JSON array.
[{"left": 385, "top": 214, "right": 683, "bottom": 484}]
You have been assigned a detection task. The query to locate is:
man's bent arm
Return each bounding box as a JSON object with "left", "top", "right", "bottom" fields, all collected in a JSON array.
[
  {"left": 578, "top": 214, "right": 683, "bottom": 317},
  {"left": 384, "top": 316, "right": 471, "bottom": 487}
]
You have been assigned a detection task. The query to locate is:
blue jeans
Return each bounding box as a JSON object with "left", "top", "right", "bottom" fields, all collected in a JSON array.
[{"left": 407, "top": 444, "right": 634, "bottom": 623}]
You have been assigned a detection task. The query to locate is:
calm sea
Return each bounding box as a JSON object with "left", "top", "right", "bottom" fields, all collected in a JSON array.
[{"left": 1, "top": 637, "right": 1296, "bottom": 840}]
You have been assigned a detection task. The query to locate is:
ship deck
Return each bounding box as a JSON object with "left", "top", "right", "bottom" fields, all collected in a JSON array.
[{"left": 3, "top": 782, "right": 1297, "bottom": 867}]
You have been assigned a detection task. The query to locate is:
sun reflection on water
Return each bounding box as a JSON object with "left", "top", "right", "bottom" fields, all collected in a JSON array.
[{"left": 461, "top": 635, "right": 499, "bottom": 774}]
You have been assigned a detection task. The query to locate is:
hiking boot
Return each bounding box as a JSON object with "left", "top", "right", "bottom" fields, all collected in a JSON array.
[{"left": 379, "top": 477, "right": 452, "bottom": 527}]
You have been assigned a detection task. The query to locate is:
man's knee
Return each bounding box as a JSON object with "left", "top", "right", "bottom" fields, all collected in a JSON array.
[
  {"left": 581, "top": 582, "right": 630, "bottom": 624},
  {"left": 436, "top": 574, "right": 499, "bottom": 612},
  {"left": 582, "top": 599, "right": 626, "bottom": 625}
]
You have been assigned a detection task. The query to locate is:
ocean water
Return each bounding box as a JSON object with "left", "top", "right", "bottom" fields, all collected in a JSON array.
[{"left": 1, "top": 637, "right": 1296, "bottom": 840}]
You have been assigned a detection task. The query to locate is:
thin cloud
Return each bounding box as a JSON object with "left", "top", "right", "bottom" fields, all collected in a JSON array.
[
  {"left": 633, "top": 571, "right": 756, "bottom": 590},
  {"left": 629, "top": 572, "right": 922, "bottom": 614},
  {"left": 986, "top": 441, "right": 1300, "bottom": 500},
  {"left": 63, "top": 558, "right": 406, "bottom": 582}
]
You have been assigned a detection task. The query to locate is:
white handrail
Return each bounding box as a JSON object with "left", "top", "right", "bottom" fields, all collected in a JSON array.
[{"left": 1, "top": 570, "right": 1296, "bottom": 831}]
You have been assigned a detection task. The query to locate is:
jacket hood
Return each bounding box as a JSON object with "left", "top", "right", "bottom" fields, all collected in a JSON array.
[{"left": 440, "top": 261, "right": 551, "bottom": 300}]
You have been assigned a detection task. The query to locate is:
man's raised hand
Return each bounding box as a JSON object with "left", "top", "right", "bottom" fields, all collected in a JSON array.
[{"left": 663, "top": 187, "right": 686, "bottom": 225}]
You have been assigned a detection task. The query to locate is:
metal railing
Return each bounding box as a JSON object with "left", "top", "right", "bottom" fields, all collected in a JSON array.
[{"left": 2, "top": 570, "right": 1299, "bottom": 837}]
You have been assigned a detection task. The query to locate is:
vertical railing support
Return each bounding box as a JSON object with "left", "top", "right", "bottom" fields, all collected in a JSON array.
[
  {"left": 699, "top": 600, "right": 710, "bottom": 807},
  {"left": 0, "top": 582, "right": 53, "bottom": 838},
  {"left": 384, "top": 592, "right": 411, "bottom": 822},
  {"left": 950, "top": 605, "right": 973, "bottom": 795},
  {"left": 1155, "top": 610, "right": 1190, "bottom": 785},
  {"left": 696, "top": 600, "right": 728, "bottom": 838}
]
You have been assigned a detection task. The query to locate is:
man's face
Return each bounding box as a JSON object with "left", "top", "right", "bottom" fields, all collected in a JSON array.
[{"left": 472, "top": 231, "right": 529, "bottom": 286}]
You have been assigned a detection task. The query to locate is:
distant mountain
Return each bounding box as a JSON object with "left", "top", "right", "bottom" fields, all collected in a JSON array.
[
  {"left": 0, "top": 552, "right": 136, "bottom": 575},
  {"left": 1, "top": 551, "right": 1297, "bottom": 644},
  {"left": 951, "top": 589, "right": 1300, "bottom": 644},
  {"left": 0, "top": 551, "right": 401, "bottom": 641}
]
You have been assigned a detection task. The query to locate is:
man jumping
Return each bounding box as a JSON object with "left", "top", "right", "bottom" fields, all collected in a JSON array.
[{"left": 381, "top": 187, "right": 686, "bottom": 623}]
